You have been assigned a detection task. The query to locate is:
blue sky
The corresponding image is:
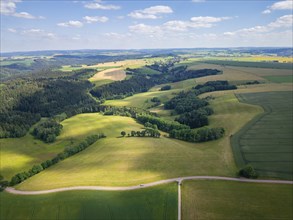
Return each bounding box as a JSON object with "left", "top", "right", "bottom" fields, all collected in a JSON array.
[{"left": 1, "top": 0, "right": 292, "bottom": 52}]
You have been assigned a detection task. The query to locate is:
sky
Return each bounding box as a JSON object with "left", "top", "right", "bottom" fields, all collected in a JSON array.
[{"left": 0, "top": 0, "right": 292, "bottom": 52}]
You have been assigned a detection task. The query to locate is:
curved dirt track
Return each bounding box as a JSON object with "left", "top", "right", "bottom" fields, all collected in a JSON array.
[{"left": 6, "top": 176, "right": 293, "bottom": 195}]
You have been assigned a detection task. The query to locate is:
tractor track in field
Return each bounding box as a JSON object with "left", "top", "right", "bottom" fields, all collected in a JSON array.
[{"left": 5, "top": 176, "right": 293, "bottom": 195}]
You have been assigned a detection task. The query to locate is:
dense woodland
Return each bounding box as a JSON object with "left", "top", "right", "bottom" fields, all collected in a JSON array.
[
  {"left": 1, "top": 55, "right": 229, "bottom": 146},
  {"left": 0, "top": 77, "right": 99, "bottom": 138},
  {"left": 90, "top": 67, "right": 222, "bottom": 100},
  {"left": 32, "top": 119, "right": 63, "bottom": 143},
  {"left": 169, "top": 127, "right": 225, "bottom": 142}
]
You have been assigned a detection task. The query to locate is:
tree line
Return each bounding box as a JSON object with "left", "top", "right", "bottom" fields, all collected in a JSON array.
[
  {"left": 169, "top": 127, "right": 225, "bottom": 143},
  {"left": 121, "top": 122, "right": 161, "bottom": 138}
]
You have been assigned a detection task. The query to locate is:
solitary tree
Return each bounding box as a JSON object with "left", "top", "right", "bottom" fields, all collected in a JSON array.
[{"left": 121, "top": 131, "right": 126, "bottom": 137}]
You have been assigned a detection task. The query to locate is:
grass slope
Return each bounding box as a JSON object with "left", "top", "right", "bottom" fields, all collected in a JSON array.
[
  {"left": 1, "top": 183, "right": 177, "bottom": 220},
  {"left": 0, "top": 133, "right": 72, "bottom": 180},
  {"left": 263, "top": 75, "right": 292, "bottom": 83},
  {"left": 231, "top": 91, "right": 293, "bottom": 179},
  {"left": 182, "top": 180, "right": 293, "bottom": 220},
  {"left": 15, "top": 93, "right": 262, "bottom": 190}
]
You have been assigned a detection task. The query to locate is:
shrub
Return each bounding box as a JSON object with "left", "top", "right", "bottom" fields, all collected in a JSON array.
[
  {"left": 160, "top": 85, "right": 171, "bottom": 91},
  {"left": 238, "top": 165, "right": 258, "bottom": 179}
]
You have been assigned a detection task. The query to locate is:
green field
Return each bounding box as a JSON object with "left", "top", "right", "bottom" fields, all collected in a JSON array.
[
  {"left": 0, "top": 58, "right": 34, "bottom": 67},
  {"left": 263, "top": 75, "right": 292, "bottom": 83},
  {"left": 182, "top": 180, "right": 293, "bottom": 220},
  {"left": 130, "top": 66, "right": 161, "bottom": 75},
  {"left": 92, "top": 79, "right": 114, "bottom": 87},
  {"left": 202, "top": 60, "right": 293, "bottom": 69},
  {"left": 231, "top": 91, "right": 293, "bottom": 179},
  {"left": 1, "top": 183, "right": 177, "bottom": 220},
  {"left": 0, "top": 131, "right": 72, "bottom": 180},
  {"left": 15, "top": 93, "right": 261, "bottom": 190}
]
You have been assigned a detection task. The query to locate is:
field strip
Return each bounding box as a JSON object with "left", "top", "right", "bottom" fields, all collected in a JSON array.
[{"left": 6, "top": 176, "right": 293, "bottom": 195}]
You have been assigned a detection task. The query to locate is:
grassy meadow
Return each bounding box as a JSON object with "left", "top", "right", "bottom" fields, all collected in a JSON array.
[
  {"left": 182, "top": 180, "right": 293, "bottom": 220},
  {"left": 202, "top": 59, "right": 292, "bottom": 69},
  {"left": 0, "top": 132, "right": 72, "bottom": 180},
  {"left": 231, "top": 91, "right": 293, "bottom": 179},
  {"left": 1, "top": 183, "right": 177, "bottom": 220},
  {"left": 263, "top": 75, "right": 292, "bottom": 83},
  {"left": 13, "top": 92, "right": 263, "bottom": 190},
  {"left": 59, "top": 57, "right": 170, "bottom": 72},
  {"left": 89, "top": 68, "right": 126, "bottom": 82}
]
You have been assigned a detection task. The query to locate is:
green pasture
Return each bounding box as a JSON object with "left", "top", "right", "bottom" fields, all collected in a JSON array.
[
  {"left": 264, "top": 75, "right": 292, "bottom": 83},
  {"left": 16, "top": 93, "right": 262, "bottom": 190},
  {"left": 92, "top": 79, "right": 114, "bottom": 87},
  {"left": 0, "top": 132, "right": 71, "bottom": 181},
  {"left": 131, "top": 66, "right": 161, "bottom": 75},
  {"left": 1, "top": 183, "right": 177, "bottom": 220},
  {"left": 0, "top": 58, "right": 34, "bottom": 67},
  {"left": 202, "top": 60, "right": 292, "bottom": 69},
  {"left": 231, "top": 91, "right": 293, "bottom": 179},
  {"left": 182, "top": 180, "right": 293, "bottom": 220}
]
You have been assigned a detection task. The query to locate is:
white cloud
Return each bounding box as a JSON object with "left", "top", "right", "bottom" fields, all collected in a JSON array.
[
  {"left": 21, "top": 29, "right": 56, "bottom": 39},
  {"left": 262, "top": 0, "right": 292, "bottom": 14},
  {"left": 128, "top": 5, "right": 173, "bottom": 19},
  {"left": 103, "top": 32, "right": 131, "bottom": 39},
  {"left": 190, "top": 16, "right": 231, "bottom": 23},
  {"left": 164, "top": 16, "right": 232, "bottom": 31},
  {"left": 0, "top": 0, "right": 43, "bottom": 19},
  {"left": 0, "top": 0, "right": 20, "bottom": 14},
  {"left": 268, "top": 14, "right": 293, "bottom": 28},
  {"left": 262, "top": 9, "right": 271, "bottom": 14},
  {"left": 223, "top": 15, "right": 293, "bottom": 37},
  {"left": 129, "top": 15, "right": 232, "bottom": 36},
  {"left": 271, "top": 0, "right": 292, "bottom": 10},
  {"left": 191, "top": 0, "right": 206, "bottom": 2},
  {"left": 13, "top": 12, "right": 36, "bottom": 19},
  {"left": 83, "top": 16, "right": 108, "bottom": 23},
  {"left": 7, "top": 28, "right": 17, "bottom": 33},
  {"left": 84, "top": 1, "right": 120, "bottom": 10},
  {"left": 57, "top": 20, "right": 83, "bottom": 28},
  {"left": 129, "top": 23, "right": 162, "bottom": 35}
]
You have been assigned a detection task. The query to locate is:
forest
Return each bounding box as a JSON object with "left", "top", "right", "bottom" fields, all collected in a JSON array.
[
  {"left": 90, "top": 67, "right": 222, "bottom": 100},
  {"left": 0, "top": 77, "right": 99, "bottom": 138}
]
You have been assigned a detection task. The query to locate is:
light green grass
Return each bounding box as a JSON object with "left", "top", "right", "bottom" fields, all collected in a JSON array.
[
  {"left": 15, "top": 93, "right": 262, "bottom": 190},
  {"left": 231, "top": 91, "right": 293, "bottom": 179},
  {"left": 182, "top": 180, "right": 293, "bottom": 220},
  {"left": 104, "top": 78, "right": 199, "bottom": 111},
  {"left": 1, "top": 183, "right": 177, "bottom": 220},
  {"left": 0, "top": 133, "right": 72, "bottom": 181},
  {"left": 202, "top": 60, "right": 292, "bottom": 69},
  {"left": 263, "top": 75, "right": 292, "bottom": 83},
  {"left": 0, "top": 59, "right": 34, "bottom": 67},
  {"left": 104, "top": 89, "right": 179, "bottom": 109},
  {"left": 131, "top": 66, "right": 161, "bottom": 75},
  {"left": 92, "top": 79, "right": 114, "bottom": 87}
]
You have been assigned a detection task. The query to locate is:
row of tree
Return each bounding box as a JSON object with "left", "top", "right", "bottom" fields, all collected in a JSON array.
[
  {"left": 136, "top": 114, "right": 189, "bottom": 133},
  {"left": 193, "top": 80, "right": 237, "bottom": 95},
  {"left": 121, "top": 128, "right": 161, "bottom": 138},
  {"left": 169, "top": 127, "right": 225, "bottom": 143},
  {"left": 10, "top": 134, "right": 105, "bottom": 186}
]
